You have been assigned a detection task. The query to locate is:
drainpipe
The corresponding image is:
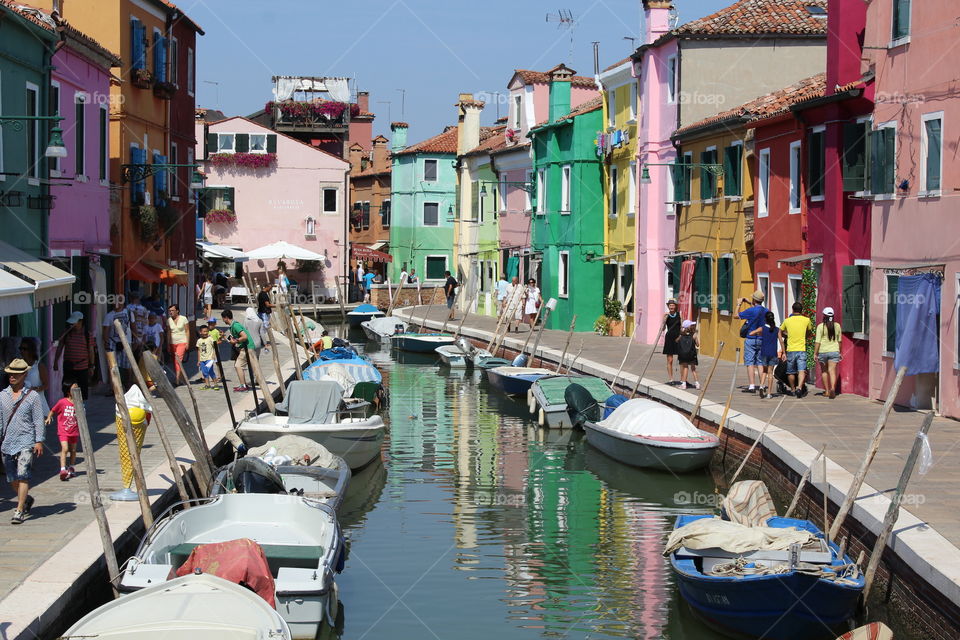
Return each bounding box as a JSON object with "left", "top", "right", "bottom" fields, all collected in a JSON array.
[{"left": 343, "top": 166, "right": 350, "bottom": 303}]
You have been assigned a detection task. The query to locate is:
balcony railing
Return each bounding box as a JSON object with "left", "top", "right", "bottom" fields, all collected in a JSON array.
[{"left": 266, "top": 100, "right": 357, "bottom": 132}]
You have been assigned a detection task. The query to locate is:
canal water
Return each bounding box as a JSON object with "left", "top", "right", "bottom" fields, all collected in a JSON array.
[{"left": 334, "top": 335, "right": 726, "bottom": 640}]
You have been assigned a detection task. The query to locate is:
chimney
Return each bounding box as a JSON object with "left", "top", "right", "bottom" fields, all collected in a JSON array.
[
  {"left": 825, "top": 0, "right": 865, "bottom": 96},
  {"left": 643, "top": 0, "right": 674, "bottom": 44},
  {"left": 456, "top": 93, "right": 484, "bottom": 154},
  {"left": 348, "top": 143, "right": 365, "bottom": 173},
  {"left": 390, "top": 122, "right": 408, "bottom": 152},
  {"left": 372, "top": 135, "right": 389, "bottom": 171},
  {"left": 357, "top": 91, "right": 369, "bottom": 113},
  {"left": 548, "top": 64, "right": 574, "bottom": 122}
]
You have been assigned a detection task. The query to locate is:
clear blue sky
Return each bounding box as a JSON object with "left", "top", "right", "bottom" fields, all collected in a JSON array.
[{"left": 189, "top": 0, "right": 730, "bottom": 142}]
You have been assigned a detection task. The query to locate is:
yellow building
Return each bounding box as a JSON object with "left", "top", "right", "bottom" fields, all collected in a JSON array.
[
  {"left": 597, "top": 58, "right": 638, "bottom": 335},
  {"left": 670, "top": 117, "right": 754, "bottom": 361}
]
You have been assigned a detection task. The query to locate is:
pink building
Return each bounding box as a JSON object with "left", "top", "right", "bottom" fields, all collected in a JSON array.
[
  {"left": 494, "top": 68, "right": 597, "bottom": 280},
  {"left": 196, "top": 116, "right": 350, "bottom": 293},
  {"left": 865, "top": 0, "right": 959, "bottom": 417}
]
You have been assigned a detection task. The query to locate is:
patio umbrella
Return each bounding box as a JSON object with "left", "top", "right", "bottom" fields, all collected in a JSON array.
[{"left": 245, "top": 241, "right": 326, "bottom": 262}]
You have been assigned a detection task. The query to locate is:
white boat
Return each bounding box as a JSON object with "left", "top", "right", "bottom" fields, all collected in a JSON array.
[
  {"left": 120, "top": 494, "right": 343, "bottom": 640},
  {"left": 583, "top": 399, "right": 718, "bottom": 472},
  {"left": 391, "top": 332, "right": 455, "bottom": 353},
  {"left": 63, "top": 573, "right": 292, "bottom": 640},
  {"left": 346, "top": 303, "right": 384, "bottom": 328},
  {"left": 528, "top": 375, "right": 613, "bottom": 429},
  {"left": 444, "top": 336, "right": 497, "bottom": 368},
  {"left": 361, "top": 315, "right": 408, "bottom": 342},
  {"left": 237, "top": 380, "right": 385, "bottom": 470}
]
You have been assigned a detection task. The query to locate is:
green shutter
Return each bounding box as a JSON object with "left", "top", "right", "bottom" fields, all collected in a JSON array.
[
  {"left": 842, "top": 122, "right": 867, "bottom": 192},
  {"left": 672, "top": 256, "right": 683, "bottom": 297},
  {"left": 699, "top": 151, "right": 715, "bottom": 200},
  {"left": 694, "top": 257, "right": 712, "bottom": 308},
  {"left": 235, "top": 133, "right": 249, "bottom": 153},
  {"left": 225, "top": 186, "right": 235, "bottom": 212},
  {"left": 266, "top": 134, "right": 277, "bottom": 153},
  {"left": 841, "top": 265, "right": 864, "bottom": 333},
  {"left": 718, "top": 257, "right": 733, "bottom": 311},
  {"left": 925, "top": 118, "right": 941, "bottom": 191},
  {"left": 871, "top": 128, "right": 895, "bottom": 195},
  {"left": 886, "top": 275, "right": 899, "bottom": 353},
  {"left": 723, "top": 146, "right": 741, "bottom": 197},
  {"left": 206, "top": 132, "right": 217, "bottom": 159},
  {"left": 860, "top": 265, "right": 870, "bottom": 331},
  {"left": 671, "top": 163, "right": 684, "bottom": 202}
]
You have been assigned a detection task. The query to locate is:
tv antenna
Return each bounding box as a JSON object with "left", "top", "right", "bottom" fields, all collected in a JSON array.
[
  {"left": 546, "top": 9, "right": 577, "bottom": 62},
  {"left": 668, "top": 6, "right": 680, "bottom": 29}
]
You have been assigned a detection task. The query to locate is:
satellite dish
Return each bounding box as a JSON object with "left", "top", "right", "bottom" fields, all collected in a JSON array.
[{"left": 668, "top": 6, "right": 680, "bottom": 29}]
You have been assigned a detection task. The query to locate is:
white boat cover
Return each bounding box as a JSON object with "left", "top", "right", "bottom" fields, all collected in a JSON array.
[
  {"left": 276, "top": 380, "right": 343, "bottom": 424},
  {"left": 490, "top": 367, "right": 555, "bottom": 377},
  {"left": 664, "top": 517, "right": 816, "bottom": 555},
  {"left": 365, "top": 316, "right": 407, "bottom": 336},
  {"left": 597, "top": 398, "right": 700, "bottom": 438},
  {"left": 248, "top": 435, "right": 340, "bottom": 469},
  {"left": 304, "top": 359, "right": 381, "bottom": 396},
  {"left": 723, "top": 480, "right": 778, "bottom": 527}
]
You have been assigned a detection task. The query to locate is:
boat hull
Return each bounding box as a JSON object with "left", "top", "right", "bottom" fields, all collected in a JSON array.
[
  {"left": 435, "top": 345, "right": 468, "bottom": 368},
  {"left": 485, "top": 368, "right": 552, "bottom": 396},
  {"left": 392, "top": 333, "right": 455, "bottom": 353},
  {"left": 582, "top": 422, "right": 717, "bottom": 472},
  {"left": 347, "top": 311, "right": 383, "bottom": 328},
  {"left": 237, "top": 416, "right": 385, "bottom": 470}
]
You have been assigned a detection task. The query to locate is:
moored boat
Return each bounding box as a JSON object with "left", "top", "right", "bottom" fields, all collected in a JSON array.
[
  {"left": 391, "top": 332, "right": 455, "bottom": 353},
  {"left": 63, "top": 573, "right": 292, "bottom": 639},
  {"left": 346, "top": 303, "right": 384, "bottom": 328},
  {"left": 528, "top": 375, "right": 613, "bottom": 428},
  {"left": 435, "top": 344, "right": 468, "bottom": 368},
  {"left": 485, "top": 366, "right": 555, "bottom": 396},
  {"left": 583, "top": 398, "right": 718, "bottom": 472},
  {"left": 361, "top": 315, "right": 408, "bottom": 342}
]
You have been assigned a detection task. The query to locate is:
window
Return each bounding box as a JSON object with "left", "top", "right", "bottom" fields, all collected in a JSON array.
[
  {"left": 426, "top": 256, "right": 447, "bottom": 280},
  {"left": 0, "top": 72, "right": 4, "bottom": 181},
  {"left": 130, "top": 145, "right": 145, "bottom": 204},
  {"left": 757, "top": 148, "right": 770, "bottom": 217},
  {"left": 99, "top": 106, "right": 108, "bottom": 182},
  {"left": 666, "top": 56, "right": 678, "bottom": 104},
  {"left": 423, "top": 202, "right": 439, "bottom": 226},
  {"left": 558, "top": 251, "right": 570, "bottom": 297},
  {"left": 885, "top": 274, "right": 899, "bottom": 354},
  {"left": 723, "top": 143, "right": 742, "bottom": 198},
  {"left": 788, "top": 274, "right": 802, "bottom": 312},
  {"left": 628, "top": 162, "right": 636, "bottom": 215},
  {"left": 920, "top": 113, "right": 942, "bottom": 195},
  {"left": 249, "top": 133, "right": 267, "bottom": 153},
  {"left": 670, "top": 154, "right": 692, "bottom": 204},
  {"left": 842, "top": 264, "right": 871, "bottom": 334},
  {"left": 130, "top": 18, "right": 146, "bottom": 71},
  {"left": 560, "top": 164, "right": 571, "bottom": 214},
  {"left": 629, "top": 82, "right": 638, "bottom": 121},
  {"left": 187, "top": 47, "right": 195, "bottom": 95},
  {"left": 620, "top": 263, "right": 634, "bottom": 313},
  {"left": 871, "top": 123, "right": 896, "bottom": 196},
  {"left": 381, "top": 199, "right": 391, "bottom": 228},
  {"left": 204, "top": 186, "right": 234, "bottom": 212},
  {"left": 423, "top": 159, "right": 438, "bottom": 182},
  {"left": 49, "top": 81, "right": 60, "bottom": 174},
  {"left": 305, "top": 217, "right": 315, "bottom": 236},
  {"left": 771, "top": 283, "right": 786, "bottom": 326},
  {"left": 789, "top": 140, "right": 802, "bottom": 213},
  {"left": 842, "top": 120, "right": 870, "bottom": 192},
  {"left": 536, "top": 168, "right": 547, "bottom": 214},
  {"left": 808, "top": 127, "right": 825, "bottom": 199},
  {"left": 362, "top": 201, "right": 370, "bottom": 229},
  {"left": 513, "top": 95, "right": 522, "bottom": 130},
  {"left": 169, "top": 37, "right": 179, "bottom": 86},
  {"left": 607, "top": 90, "right": 616, "bottom": 129},
  {"left": 609, "top": 167, "right": 618, "bottom": 217},
  {"left": 217, "top": 133, "right": 235, "bottom": 153},
  {"left": 717, "top": 255, "right": 734, "bottom": 312},
  {"left": 892, "top": 0, "right": 911, "bottom": 42},
  {"left": 499, "top": 175, "right": 507, "bottom": 211},
  {"left": 322, "top": 188, "right": 338, "bottom": 214},
  {"left": 74, "top": 94, "right": 86, "bottom": 176},
  {"left": 152, "top": 151, "right": 167, "bottom": 206},
  {"left": 25, "top": 83, "right": 39, "bottom": 181},
  {"left": 757, "top": 274, "right": 770, "bottom": 314},
  {"left": 695, "top": 255, "right": 713, "bottom": 310},
  {"left": 169, "top": 141, "right": 179, "bottom": 198},
  {"left": 700, "top": 147, "right": 718, "bottom": 200}
]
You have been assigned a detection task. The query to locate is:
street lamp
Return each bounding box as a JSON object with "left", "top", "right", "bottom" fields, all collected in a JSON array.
[
  {"left": 0, "top": 114, "right": 67, "bottom": 159},
  {"left": 190, "top": 170, "right": 206, "bottom": 190},
  {"left": 45, "top": 126, "right": 67, "bottom": 158}
]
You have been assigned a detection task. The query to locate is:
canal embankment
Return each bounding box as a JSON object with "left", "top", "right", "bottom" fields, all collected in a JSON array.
[{"left": 395, "top": 305, "right": 960, "bottom": 640}]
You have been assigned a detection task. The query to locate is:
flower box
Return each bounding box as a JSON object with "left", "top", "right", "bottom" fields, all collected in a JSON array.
[
  {"left": 206, "top": 209, "right": 237, "bottom": 224},
  {"left": 153, "top": 81, "right": 176, "bottom": 100},
  {"left": 132, "top": 68, "right": 154, "bottom": 89}
]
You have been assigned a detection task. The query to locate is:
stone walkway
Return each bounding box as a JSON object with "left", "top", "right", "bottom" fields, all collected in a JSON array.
[
  {"left": 0, "top": 325, "right": 297, "bottom": 601},
  {"left": 400, "top": 305, "right": 960, "bottom": 546}
]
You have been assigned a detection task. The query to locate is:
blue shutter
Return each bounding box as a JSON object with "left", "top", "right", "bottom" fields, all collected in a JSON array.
[
  {"left": 156, "top": 35, "right": 168, "bottom": 83},
  {"left": 130, "top": 20, "right": 141, "bottom": 70}
]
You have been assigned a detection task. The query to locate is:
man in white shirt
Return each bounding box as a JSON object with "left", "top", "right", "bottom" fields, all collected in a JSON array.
[{"left": 495, "top": 275, "right": 510, "bottom": 316}]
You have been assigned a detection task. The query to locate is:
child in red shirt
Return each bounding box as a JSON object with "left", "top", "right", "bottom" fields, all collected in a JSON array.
[{"left": 46, "top": 385, "right": 80, "bottom": 481}]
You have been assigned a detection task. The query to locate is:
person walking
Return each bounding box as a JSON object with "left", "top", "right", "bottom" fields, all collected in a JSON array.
[
  {"left": 523, "top": 278, "right": 541, "bottom": 330},
  {"left": 737, "top": 290, "right": 769, "bottom": 393},
  {"left": 444, "top": 270, "right": 459, "bottom": 320},
  {"left": 256, "top": 283, "right": 274, "bottom": 348},
  {"left": 505, "top": 277, "right": 523, "bottom": 332},
  {"left": 813, "top": 306, "right": 842, "bottom": 399},
  {"left": 103, "top": 300, "right": 133, "bottom": 386},
  {"left": 165, "top": 304, "right": 190, "bottom": 384},
  {"left": 196, "top": 274, "right": 213, "bottom": 318},
  {"left": 54, "top": 312, "right": 95, "bottom": 400},
  {"left": 196, "top": 325, "right": 218, "bottom": 390},
  {"left": 362, "top": 270, "right": 376, "bottom": 302},
  {"left": 676, "top": 320, "right": 700, "bottom": 390},
  {"left": 749, "top": 311, "right": 780, "bottom": 398},
  {"left": 779, "top": 302, "right": 814, "bottom": 398},
  {"left": 662, "top": 299, "right": 682, "bottom": 384},
  {"left": 495, "top": 275, "right": 510, "bottom": 317},
  {"left": 46, "top": 386, "right": 78, "bottom": 481},
  {"left": 222, "top": 309, "right": 255, "bottom": 392},
  {"left": 1, "top": 358, "right": 46, "bottom": 524}
]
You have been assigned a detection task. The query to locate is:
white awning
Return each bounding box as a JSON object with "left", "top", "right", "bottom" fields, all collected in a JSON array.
[
  {"left": 246, "top": 241, "right": 326, "bottom": 262},
  {"left": 0, "top": 270, "right": 37, "bottom": 317},
  {"left": 0, "top": 241, "right": 75, "bottom": 307},
  {"left": 368, "top": 241, "right": 388, "bottom": 251},
  {"left": 197, "top": 241, "right": 249, "bottom": 262}
]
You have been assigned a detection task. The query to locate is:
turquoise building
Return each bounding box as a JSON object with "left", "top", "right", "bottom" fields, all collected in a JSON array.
[
  {"left": 388, "top": 122, "right": 458, "bottom": 284},
  {"left": 529, "top": 66, "right": 605, "bottom": 331}
]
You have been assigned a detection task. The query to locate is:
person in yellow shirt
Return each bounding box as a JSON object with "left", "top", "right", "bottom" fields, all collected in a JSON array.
[
  {"left": 813, "top": 306, "right": 842, "bottom": 399},
  {"left": 778, "top": 302, "right": 814, "bottom": 398},
  {"left": 195, "top": 325, "right": 218, "bottom": 390}
]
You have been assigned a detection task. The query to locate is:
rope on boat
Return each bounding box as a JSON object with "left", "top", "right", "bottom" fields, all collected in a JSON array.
[{"left": 706, "top": 556, "right": 862, "bottom": 584}]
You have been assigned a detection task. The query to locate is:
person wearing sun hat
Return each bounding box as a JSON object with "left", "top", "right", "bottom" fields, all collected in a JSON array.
[
  {"left": 813, "top": 306, "right": 843, "bottom": 399},
  {"left": 737, "top": 289, "right": 769, "bottom": 393},
  {"left": 0, "top": 358, "right": 47, "bottom": 524}
]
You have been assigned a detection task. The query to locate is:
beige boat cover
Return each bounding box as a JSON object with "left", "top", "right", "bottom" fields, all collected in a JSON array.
[
  {"left": 664, "top": 517, "right": 815, "bottom": 556},
  {"left": 248, "top": 435, "right": 339, "bottom": 468},
  {"left": 722, "top": 480, "right": 778, "bottom": 527}
]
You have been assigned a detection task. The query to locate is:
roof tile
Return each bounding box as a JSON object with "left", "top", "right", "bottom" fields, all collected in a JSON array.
[
  {"left": 675, "top": 0, "right": 828, "bottom": 36},
  {"left": 513, "top": 69, "right": 597, "bottom": 88}
]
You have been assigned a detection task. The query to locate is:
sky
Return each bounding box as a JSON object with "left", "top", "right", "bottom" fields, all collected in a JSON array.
[{"left": 187, "top": 0, "right": 731, "bottom": 142}]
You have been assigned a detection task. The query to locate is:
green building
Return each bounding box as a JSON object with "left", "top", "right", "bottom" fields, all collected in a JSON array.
[
  {"left": 529, "top": 66, "right": 605, "bottom": 331},
  {"left": 388, "top": 122, "right": 458, "bottom": 284}
]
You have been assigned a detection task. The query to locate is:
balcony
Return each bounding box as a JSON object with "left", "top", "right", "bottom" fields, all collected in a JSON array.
[{"left": 266, "top": 100, "right": 358, "bottom": 134}]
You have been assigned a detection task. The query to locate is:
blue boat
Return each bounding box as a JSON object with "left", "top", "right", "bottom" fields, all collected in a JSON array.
[
  {"left": 485, "top": 366, "right": 555, "bottom": 396},
  {"left": 346, "top": 304, "right": 384, "bottom": 328},
  {"left": 669, "top": 513, "right": 864, "bottom": 640},
  {"left": 391, "top": 332, "right": 455, "bottom": 353}
]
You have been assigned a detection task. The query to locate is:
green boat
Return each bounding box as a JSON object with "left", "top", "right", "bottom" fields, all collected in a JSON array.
[{"left": 527, "top": 375, "right": 613, "bottom": 429}]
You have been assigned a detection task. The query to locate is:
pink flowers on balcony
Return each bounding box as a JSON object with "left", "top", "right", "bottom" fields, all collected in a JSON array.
[
  {"left": 209, "top": 153, "right": 277, "bottom": 169},
  {"left": 265, "top": 100, "right": 361, "bottom": 124},
  {"left": 206, "top": 209, "right": 237, "bottom": 223}
]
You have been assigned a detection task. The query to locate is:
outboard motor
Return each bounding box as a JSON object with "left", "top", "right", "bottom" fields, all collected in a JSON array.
[
  {"left": 512, "top": 354, "right": 528, "bottom": 367},
  {"left": 565, "top": 383, "right": 601, "bottom": 427},
  {"left": 456, "top": 337, "right": 473, "bottom": 356},
  {"left": 230, "top": 457, "right": 286, "bottom": 495}
]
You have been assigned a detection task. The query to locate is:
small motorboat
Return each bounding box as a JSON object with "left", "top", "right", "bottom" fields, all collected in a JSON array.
[
  {"left": 528, "top": 375, "right": 613, "bottom": 429},
  {"left": 346, "top": 303, "right": 384, "bottom": 328},
  {"left": 435, "top": 344, "right": 468, "bottom": 368},
  {"left": 64, "top": 573, "right": 292, "bottom": 639},
  {"left": 485, "top": 366, "right": 555, "bottom": 396},
  {"left": 361, "top": 315, "right": 408, "bottom": 342},
  {"left": 120, "top": 496, "right": 344, "bottom": 640},
  {"left": 583, "top": 398, "right": 718, "bottom": 472},
  {"left": 237, "top": 380, "right": 386, "bottom": 470},
  {"left": 391, "top": 332, "right": 455, "bottom": 353},
  {"left": 667, "top": 482, "right": 865, "bottom": 640},
  {"left": 210, "top": 437, "right": 351, "bottom": 512},
  {"left": 476, "top": 356, "right": 512, "bottom": 369}
]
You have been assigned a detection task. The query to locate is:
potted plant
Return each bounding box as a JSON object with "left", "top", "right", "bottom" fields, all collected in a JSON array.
[
  {"left": 132, "top": 67, "right": 154, "bottom": 89},
  {"left": 153, "top": 80, "right": 176, "bottom": 99},
  {"left": 594, "top": 297, "right": 625, "bottom": 337},
  {"left": 136, "top": 205, "right": 158, "bottom": 242}
]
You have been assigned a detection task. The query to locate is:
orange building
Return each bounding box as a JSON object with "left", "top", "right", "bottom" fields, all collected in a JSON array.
[{"left": 349, "top": 135, "right": 392, "bottom": 282}]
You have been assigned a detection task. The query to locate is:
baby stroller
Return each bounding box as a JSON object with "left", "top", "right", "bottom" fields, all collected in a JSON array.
[{"left": 773, "top": 359, "right": 807, "bottom": 395}]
